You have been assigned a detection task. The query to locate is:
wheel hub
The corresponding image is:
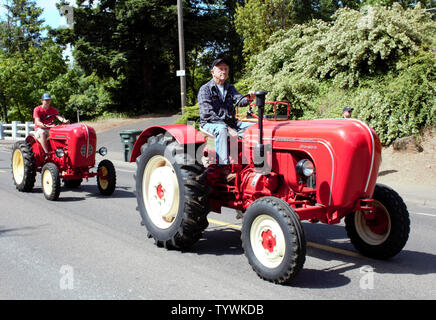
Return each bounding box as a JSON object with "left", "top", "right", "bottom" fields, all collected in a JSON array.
[
  {"left": 366, "top": 206, "right": 389, "bottom": 235},
  {"left": 98, "top": 166, "right": 109, "bottom": 189},
  {"left": 261, "top": 229, "right": 277, "bottom": 253},
  {"left": 156, "top": 184, "right": 165, "bottom": 199}
]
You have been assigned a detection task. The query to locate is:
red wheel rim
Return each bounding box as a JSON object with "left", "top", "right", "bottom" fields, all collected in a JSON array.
[
  {"left": 261, "top": 229, "right": 277, "bottom": 253},
  {"left": 156, "top": 184, "right": 165, "bottom": 199},
  {"left": 367, "top": 205, "right": 389, "bottom": 235}
]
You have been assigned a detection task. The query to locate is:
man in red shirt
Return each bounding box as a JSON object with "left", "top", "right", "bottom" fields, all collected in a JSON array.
[{"left": 33, "top": 93, "right": 69, "bottom": 153}]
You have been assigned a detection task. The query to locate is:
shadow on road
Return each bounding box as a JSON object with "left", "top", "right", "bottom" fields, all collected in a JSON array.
[
  {"left": 290, "top": 267, "right": 352, "bottom": 289},
  {"left": 378, "top": 169, "right": 398, "bottom": 177},
  {"left": 194, "top": 227, "right": 243, "bottom": 256},
  {"left": 303, "top": 222, "right": 436, "bottom": 277},
  {"left": 30, "top": 185, "right": 136, "bottom": 200},
  {"left": 82, "top": 185, "right": 136, "bottom": 199},
  {"left": 191, "top": 219, "right": 436, "bottom": 288},
  {"left": 0, "top": 224, "right": 49, "bottom": 238}
]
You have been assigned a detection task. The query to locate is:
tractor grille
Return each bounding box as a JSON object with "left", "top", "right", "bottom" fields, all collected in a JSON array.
[{"left": 307, "top": 172, "right": 316, "bottom": 189}]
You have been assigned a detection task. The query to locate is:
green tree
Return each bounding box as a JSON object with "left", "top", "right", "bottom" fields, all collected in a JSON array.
[
  {"left": 0, "top": 42, "right": 68, "bottom": 122},
  {"left": 65, "top": 0, "right": 182, "bottom": 114},
  {"left": 182, "top": 0, "right": 247, "bottom": 104},
  {"left": 234, "top": 0, "right": 361, "bottom": 60},
  {"left": 0, "top": 0, "right": 46, "bottom": 54},
  {"left": 361, "top": 0, "right": 436, "bottom": 9},
  {"left": 0, "top": 0, "right": 118, "bottom": 123},
  {"left": 0, "top": 0, "right": 55, "bottom": 122},
  {"left": 58, "top": 0, "right": 248, "bottom": 114}
]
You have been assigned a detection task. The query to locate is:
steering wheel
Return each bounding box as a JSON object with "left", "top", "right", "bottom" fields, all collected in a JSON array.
[{"left": 235, "top": 93, "right": 251, "bottom": 107}]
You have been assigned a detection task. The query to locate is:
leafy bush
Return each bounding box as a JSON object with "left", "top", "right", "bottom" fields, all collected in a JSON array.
[
  {"left": 243, "top": 4, "right": 436, "bottom": 145},
  {"left": 354, "top": 51, "right": 436, "bottom": 144},
  {"left": 176, "top": 105, "right": 201, "bottom": 129}
]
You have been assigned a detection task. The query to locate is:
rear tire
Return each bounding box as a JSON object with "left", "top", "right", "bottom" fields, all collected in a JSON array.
[
  {"left": 242, "top": 197, "right": 306, "bottom": 284},
  {"left": 135, "top": 133, "right": 209, "bottom": 249},
  {"left": 11, "top": 141, "right": 36, "bottom": 192},
  {"left": 41, "top": 162, "right": 61, "bottom": 201},
  {"left": 345, "top": 184, "right": 410, "bottom": 259}
]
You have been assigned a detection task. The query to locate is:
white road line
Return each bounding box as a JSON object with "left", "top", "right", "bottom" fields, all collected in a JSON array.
[{"left": 412, "top": 212, "right": 436, "bottom": 217}]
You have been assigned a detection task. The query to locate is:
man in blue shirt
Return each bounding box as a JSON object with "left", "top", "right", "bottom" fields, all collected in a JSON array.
[{"left": 198, "top": 58, "right": 254, "bottom": 165}]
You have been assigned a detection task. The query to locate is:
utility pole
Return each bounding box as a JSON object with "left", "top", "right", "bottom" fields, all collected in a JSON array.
[
  {"left": 6, "top": 0, "right": 11, "bottom": 50},
  {"left": 177, "top": 0, "right": 186, "bottom": 114}
]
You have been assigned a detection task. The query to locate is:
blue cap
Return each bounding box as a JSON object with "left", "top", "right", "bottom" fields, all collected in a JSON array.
[{"left": 41, "top": 93, "right": 52, "bottom": 100}]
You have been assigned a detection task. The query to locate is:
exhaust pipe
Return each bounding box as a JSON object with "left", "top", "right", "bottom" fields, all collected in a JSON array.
[{"left": 254, "top": 91, "right": 267, "bottom": 169}]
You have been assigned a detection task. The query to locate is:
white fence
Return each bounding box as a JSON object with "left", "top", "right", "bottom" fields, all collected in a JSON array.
[{"left": 0, "top": 121, "right": 35, "bottom": 140}]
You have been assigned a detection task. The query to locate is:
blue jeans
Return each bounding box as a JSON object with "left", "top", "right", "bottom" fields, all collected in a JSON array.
[{"left": 202, "top": 121, "right": 254, "bottom": 164}]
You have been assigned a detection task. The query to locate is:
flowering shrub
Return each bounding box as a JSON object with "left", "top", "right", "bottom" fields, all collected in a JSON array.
[{"left": 244, "top": 4, "right": 435, "bottom": 145}]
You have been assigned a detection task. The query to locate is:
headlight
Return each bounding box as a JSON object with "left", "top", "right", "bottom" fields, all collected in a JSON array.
[
  {"left": 98, "top": 146, "right": 108, "bottom": 156},
  {"left": 55, "top": 148, "right": 65, "bottom": 158},
  {"left": 296, "top": 159, "right": 314, "bottom": 177}
]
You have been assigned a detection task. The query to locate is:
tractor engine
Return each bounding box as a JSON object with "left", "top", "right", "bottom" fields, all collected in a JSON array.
[{"left": 239, "top": 169, "right": 280, "bottom": 205}]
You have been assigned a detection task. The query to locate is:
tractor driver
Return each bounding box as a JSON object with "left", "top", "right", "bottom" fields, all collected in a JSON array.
[
  {"left": 198, "top": 57, "right": 255, "bottom": 165},
  {"left": 33, "top": 93, "right": 69, "bottom": 153}
]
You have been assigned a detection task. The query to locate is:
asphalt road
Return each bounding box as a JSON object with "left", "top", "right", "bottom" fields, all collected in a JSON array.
[{"left": 1, "top": 118, "right": 436, "bottom": 300}]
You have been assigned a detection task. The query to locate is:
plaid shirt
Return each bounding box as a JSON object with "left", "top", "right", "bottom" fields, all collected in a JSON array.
[{"left": 198, "top": 79, "right": 249, "bottom": 128}]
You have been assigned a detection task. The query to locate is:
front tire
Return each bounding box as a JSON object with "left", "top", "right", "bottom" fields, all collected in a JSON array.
[
  {"left": 135, "top": 133, "right": 209, "bottom": 249},
  {"left": 41, "top": 163, "right": 61, "bottom": 201},
  {"left": 97, "top": 160, "right": 116, "bottom": 195},
  {"left": 242, "top": 197, "right": 306, "bottom": 284},
  {"left": 345, "top": 184, "right": 410, "bottom": 259},
  {"left": 11, "top": 141, "right": 36, "bottom": 192}
]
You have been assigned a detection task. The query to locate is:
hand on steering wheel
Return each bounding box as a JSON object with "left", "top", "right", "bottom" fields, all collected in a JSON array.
[{"left": 235, "top": 91, "right": 255, "bottom": 107}]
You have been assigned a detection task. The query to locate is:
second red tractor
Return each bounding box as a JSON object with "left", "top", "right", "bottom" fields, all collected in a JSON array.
[{"left": 11, "top": 123, "right": 116, "bottom": 201}]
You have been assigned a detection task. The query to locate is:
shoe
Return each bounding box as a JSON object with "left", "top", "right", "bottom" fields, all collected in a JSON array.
[
  {"left": 226, "top": 172, "right": 236, "bottom": 183},
  {"left": 195, "top": 165, "right": 215, "bottom": 183}
]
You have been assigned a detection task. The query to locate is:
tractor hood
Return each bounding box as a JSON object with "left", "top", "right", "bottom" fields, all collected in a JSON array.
[
  {"left": 243, "top": 119, "right": 382, "bottom": 208},
  {"left": 49, "top": 124, "right": 97, "bottom": 168}
]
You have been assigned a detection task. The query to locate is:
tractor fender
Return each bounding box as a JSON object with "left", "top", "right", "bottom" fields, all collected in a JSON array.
[
  {"left": 129, "top": 124, "right": 206, "bottom": 162},
  {"left": 25, "top": 134, "right": 45, "bottom": 167}
]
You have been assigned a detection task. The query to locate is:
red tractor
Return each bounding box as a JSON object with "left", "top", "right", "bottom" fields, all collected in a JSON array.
[
  {"left": 11, "top": 123, "right": 116, "bottom": 201},
  {"left": 130, "top": 91, "right": 410, "bottom": 284}
]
